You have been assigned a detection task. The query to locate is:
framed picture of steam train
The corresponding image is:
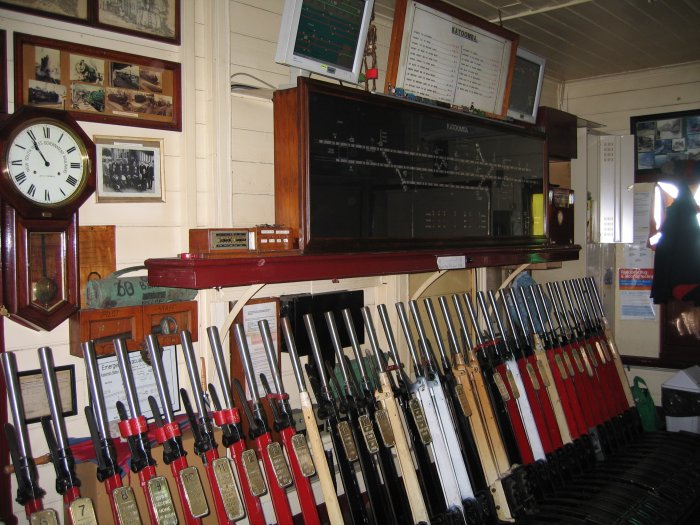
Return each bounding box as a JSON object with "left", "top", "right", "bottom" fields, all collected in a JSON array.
[{"left": 14, "top": 33, "right": 181, "bottom": 131}]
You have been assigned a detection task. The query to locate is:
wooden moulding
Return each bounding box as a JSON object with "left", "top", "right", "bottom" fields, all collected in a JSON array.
[{"left": 69, "top": 300, "right": 197, "bottom": 357}]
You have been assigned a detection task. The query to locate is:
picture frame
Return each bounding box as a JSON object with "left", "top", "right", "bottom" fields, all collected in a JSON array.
[
  {"left": 0, "top": 0, "right": 90, "bottom": 25},
  {"left": 386, "top": 0, "right": 518, "bottom": 117},
  {"left": 18, "top": 364, "right": 77, "bottom": 425},
  {"left": 14, "top": 33, "right": 181, "bottom": 131},
  {"left": 631, "top": 109, "right": 700, "bottom": 182},
  {"left": 0, "top": 29, "right": 6, "bottom": 114},
  {"left": 96, "top": 0, "right": 180, "bottom": 45},
  {"left": 0, "top": 1, "right": 180, "bottom": 45},
  {"left": 95, "top": 135, "right": 165, "bottom": 203}
]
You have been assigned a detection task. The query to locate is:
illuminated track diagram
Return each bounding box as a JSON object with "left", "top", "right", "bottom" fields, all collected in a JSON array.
[{"left": 316, "top": 136, "right": 536, "bottom": 192}]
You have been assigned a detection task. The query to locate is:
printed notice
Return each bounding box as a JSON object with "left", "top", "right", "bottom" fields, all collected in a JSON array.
[
  {"left": 619, "top": 268, "right": 656, "bottom": 320},
  {"left": 241, "top": 301, "right": 278, "bottom": 400},
  {"left": 397, "top": 2, "right": 512, "bottom": 114}
]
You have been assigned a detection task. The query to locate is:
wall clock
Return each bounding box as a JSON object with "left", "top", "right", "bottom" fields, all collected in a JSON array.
[{"left": 0, "top": 107, "right": 95, "bottom": 331}]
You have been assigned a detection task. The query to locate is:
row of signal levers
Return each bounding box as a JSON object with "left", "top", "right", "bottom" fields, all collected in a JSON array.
[{"left": 4, "top": 277, "right": 700, "bottom": 524}]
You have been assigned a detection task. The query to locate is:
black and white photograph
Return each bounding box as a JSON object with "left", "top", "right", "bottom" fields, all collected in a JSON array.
[
  {"left": 97, "top": 0, "right": 180, "bottom": 43},
  {"left": 111, "top": 62, "right": 140, "bottom": 90},
  {"left": 139, "top": 67, "right": 163, "bottom": 92},
  {"left": 95, "top": 136, "right": 164, "bottom": 202},
  {"left": 0, "top": 0, "right": 89, "bottom": 21},
  {"left": 27, "top": 79, "right": 66, "bottom": 108},
  {"left": 70, "top": 54, "right": 104, "bottom": 84},
  {"left": 34, "top": 46, "right": 61, "bottom": 83}
]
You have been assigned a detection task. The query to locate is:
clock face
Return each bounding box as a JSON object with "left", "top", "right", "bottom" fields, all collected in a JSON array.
[{"left": 5, "top": 119, "right": 89, "bottom": 208}]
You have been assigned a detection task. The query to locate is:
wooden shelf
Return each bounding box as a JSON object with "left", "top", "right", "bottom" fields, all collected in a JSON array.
[{"left": 145, "top": 245, "right": 581, "bottom": 289}]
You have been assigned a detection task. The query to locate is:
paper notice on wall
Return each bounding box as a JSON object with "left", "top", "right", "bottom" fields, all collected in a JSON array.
[
  {"left": 241, "top": 301, "right": 278, "bottom": 400},
  {"left": 633, "top": 186, "right": 654, "bottom": 243},
  {"left": 619, "top": 268, "right": 656, "bottom": 320},
  {"left": 623, "top": 243, "right": 654, "bottom": 268}
]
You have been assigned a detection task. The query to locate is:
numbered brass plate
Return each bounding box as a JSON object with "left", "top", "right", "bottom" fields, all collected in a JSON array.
[
  {"left": 375, "top": 408, "right": 395, "bottom": 447},
  {"left": 525, "top": 363, "right": 540, "bottom": 390},
  {"left": 113, "top": 486, "right": 142, "bottom": 525},
  {"left": 409, "top": 397, "right": 432, "bottom": 445},
  {"left": 291, "top": 433, "right": 316, "bottom": 477},
  {"left": 536, "top": 360, "right": 551, "bottom": 388},
  {"left": 554, "top": 354, "right": 568, "bottom": 380},
  {"left": 267, "top": 442, "right": 294, "bottom": 487},
  {"left": 241, "top": 449, "right": 268, "bottom": 496},
  {"left": 585, "top": 344, "right": 598, "bottom": 367},
  {"left": 532, "top": 333, "right": 545, "bottom": 353},
  {"left": 68, "top": 497, "right": 98, "bottom": 525},
  {"left": 571, "top": 347, "right": 584, "bottom": 373},
  {"left": 358, "top": 414, "right": 380, "bottom": 454},
  {"left": 30, "top": 509, "right": 59, "bottom": 525},
  {"left": 454, "top": 384, "right": 472, "bottom": 416},
  {"left": 505, "top": 369, "right": 520, "bottom": 398},
  {"left": 147, "top": 476, "right": 178, "bottom": 525},
  {"left": 598, "top": 340, "right": 611, "bottom": 362},
  {"left": 212, "top": 457, "right": 245, "bottom": 520},
  {"left": 179, "top": 466, "right": 209, "bottom": 518},
  {"left": 337, "top": 420, "right": 359, "bottom": 462},
  {"left": 562, "top": 352, "right": 575, "bottom": 377},
  {"left": 578, "top": 348, "right": 593, "bottom": 377},
  {"left": 493, "top": 372, "right": 511, "bottom": 400},
  {"left": 595, "top": 341, "right": 607, "bottom": 363}
]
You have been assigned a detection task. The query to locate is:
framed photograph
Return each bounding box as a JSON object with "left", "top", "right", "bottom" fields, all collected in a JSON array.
[
  {"left": 0, "top": 1, "right": 179, "bottom": 44},
  {"left": 15, "top": 33, "right": 181, "bottom": 131},
  {"left": 17, "top": 365, "right": 77, "bottom": 425},
  {"left": 0, "top": 0, "right": 89, "bottom": 24},
  {"left": 386, "top": 0, "right": 518, "bottom": 117},
  {"left": 0, "top": 29, "right": 6, "bottom": 114},
  {"left": 631, "top": 109, "right": 700, "bottom": 182},
  {"left": 96, "top": 0, "right": 181, "bottom": 45},
  {"left": 95, "top": 135, "right": 165, "bottom": 203}
]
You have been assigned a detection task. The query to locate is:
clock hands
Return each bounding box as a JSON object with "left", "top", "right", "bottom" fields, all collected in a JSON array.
[{"left": 27, "top": 131, "right": 51, "bottom": 167}]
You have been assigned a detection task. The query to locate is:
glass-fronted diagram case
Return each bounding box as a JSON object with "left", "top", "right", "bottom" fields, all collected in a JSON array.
[{"left": 274, "top": 78, "right": 547, "bottom": 252}]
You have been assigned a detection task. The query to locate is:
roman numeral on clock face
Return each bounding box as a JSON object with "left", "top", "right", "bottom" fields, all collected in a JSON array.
[
  {"left": 11, "top": 159, "right": 22, "bottom": 166},
  {"left": 43, "top": 126, "right": 50, "bottom": 139},
  {"left": 70, "top": 162, "right": 81, "bottom": 169},
  {"left": 27, "top": 184, "right": 36, "bottom": 197},
  {"left": 44, "top": 189, "right": 51, "bottom": 202},
  {"left": 14, "top": 172, "right": 26, "bottom": 184},
  {"left": 66, "top": 146, "right": 76, "bottom": 154},
  {"left": 66, "top": 175, "right": 78, "bottom": 186}
]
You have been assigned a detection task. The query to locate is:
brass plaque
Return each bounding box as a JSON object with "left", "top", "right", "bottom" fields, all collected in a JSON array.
[
  {"left": 242, "top": 449, "right": 268, "bottom": 496},
  {"left": 585, "top": 344, "right": 598, "bottom": 367},
  {"left": 69, "top": 497, "right": 98, "bottom": 525},
  {"left": 454, "top": 384, "right": 472, "bottom": 416},
  {"left": 113, "top": 486, "right": 142, "bottom": 525},
  {"left": 30, "top": 510, "right": 59, "bottom": 525},
  {"left": 562, "top": 352, "right": 575, "bottom": 377},
  {"left": 212, "top": 457, "right": 245, "bottom": 520},
  {"left": 358, "top": 414, "right": 380, "bottom": 454},
  {"left": 536, "top": 360, "right": 551, "bottom": 387},
  {"left": 554, "top": 355, "right": 568, "bottom": 380},
  {"left": 576, "top": 347, "right": 592, "bottom": 377},
  {"left": 493, "top": 372, "right": 511, "bottom": 400},
  {"left": 532, "top": 333, "right": 545, "bottom": 353},
  {"left": 595, "top": 341, "right": 608, "bottom": 363},
  {"left": 505, "top": 370, "right": 520, "bottom": 399},
  {"left": 337, "top": 421, "right": 359, "bottom": 462},
  {"left": 409, "top": 397, "right": 432, "bottom": 445},
  {"left": 147, "top": 476, "right": 178, "bottom": 525},
  {"left": 525, "top": 363, "right": 540, "bottom": 390},
  {"left": 291, "top": 433, "right": 316, "bottom": 477},
  {"left": 571, "top": 348, "right": 585, "bottom": 374},
  {"left": 268, "top": 442, "right": 294, "bottom": 487},
  {"left": 179, "top": 466, "right": 209, "bottom": 518},
  {"left": 375, "top": 408, "right": 395, "bottom": 447}
]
